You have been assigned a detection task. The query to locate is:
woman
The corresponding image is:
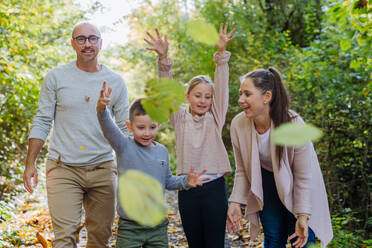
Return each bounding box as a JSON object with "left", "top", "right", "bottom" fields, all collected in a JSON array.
[{"left": 227, "top": 68, "right": 333, "bottom": 248}]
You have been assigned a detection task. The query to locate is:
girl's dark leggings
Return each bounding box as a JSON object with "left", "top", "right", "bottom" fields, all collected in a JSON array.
[{"left": 178, "top": 176, "right": 227, "bottom": 248}]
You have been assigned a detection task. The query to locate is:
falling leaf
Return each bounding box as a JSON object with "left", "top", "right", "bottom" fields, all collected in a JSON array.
[
  {"left": 142, "top": 78, "right": 185, "bottom": 123},
  {"left": 56, "top": 155, "right": 61, "bottom": 164},
  {"left": 118, "top": 170, "right": 168, "bottom": 227},
  {"left": 272, "top": 122, "right": 323, "bottom": 146},
  {"left": 80, "top": 146, "right": 86, "bottom": 150},
  {"left": 36, "top": 232, "right": 48, "bottom": 248},
  {"left": 187, "top": 20, "right": 219, "bottom": 46}
]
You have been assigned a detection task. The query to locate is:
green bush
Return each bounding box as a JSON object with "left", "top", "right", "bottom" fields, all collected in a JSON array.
[
  {"left": 0, "top": 0, "right": 83, "bottom": 215},
  {"left": 328, "top": 210, "right": 371, "bottom": 247}
]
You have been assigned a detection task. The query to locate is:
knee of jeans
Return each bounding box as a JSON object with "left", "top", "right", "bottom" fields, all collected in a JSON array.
[
  {"left": 263, "top": 225, "right": 288, "bottom": 245},
  {"left": 307, "top": 227, "right": 316, "bottom": 243}
]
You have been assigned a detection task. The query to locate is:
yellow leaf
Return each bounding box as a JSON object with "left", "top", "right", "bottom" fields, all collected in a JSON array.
[
  {"left": 80, "top": 146, "right": 86, "bottom": 150},
  {"left": 4, "top": 66, "right": 10, "bottom": 74},
  {"left": 362, "top": 88, "right": 370, "bottom": 96},
  {"left": 187, "top": 20, "right": 219, "bottom": 46},
  {"left": 75, "top": 222, "right": 85, "bottom": 243},
  {"left": 273, "top": 123, "right": 323, "bottom": 146},
  {"left": 118, "top": 170, "right": 168, "bottom": 227},
  {"left": 36, "top": 232, "right": 48, "bottom": 248}
]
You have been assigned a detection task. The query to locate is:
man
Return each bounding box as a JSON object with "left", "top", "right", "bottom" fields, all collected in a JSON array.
[{"left": 23, "top": 22, "right": 129, "bottom": 247}]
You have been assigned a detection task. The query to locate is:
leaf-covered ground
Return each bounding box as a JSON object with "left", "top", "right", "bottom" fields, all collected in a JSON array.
[{"left": 0, "top": 185, "right": 264, "bottom": 247}]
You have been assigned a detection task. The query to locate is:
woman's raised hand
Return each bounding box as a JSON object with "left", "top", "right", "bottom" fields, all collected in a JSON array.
[
  {"left": 96, "top": 81, "right": 112, "bottom": 110},
  {"left": 227, "top": 202, "right": 242, "bottom": 233},
  {"left": 216, "top": 23, "right": 235, "bottom": 54},
  {"left": 144, "top": 28, "right": 168, "bottom": 59}
]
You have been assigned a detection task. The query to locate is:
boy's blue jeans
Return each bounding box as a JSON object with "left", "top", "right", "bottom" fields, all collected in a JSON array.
[{"left": 259, "top": 167, "right": 316, "bottom": 248}]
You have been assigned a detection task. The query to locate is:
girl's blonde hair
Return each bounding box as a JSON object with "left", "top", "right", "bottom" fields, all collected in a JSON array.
[{"left": 186, "top": 75, "right": 214, "bottom": 94}]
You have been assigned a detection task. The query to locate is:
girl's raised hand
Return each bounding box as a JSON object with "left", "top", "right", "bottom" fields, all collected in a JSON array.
[
  {"left": 97, "top": 81, "right": 112, "bottom": 110},
  {"left": 216, "top": 23, "right": 235, "bottom": 54},
  {"left": 144, "top": 28, "right": 168, "bottom": 59},
  {"left": 187, "top": 166, "right": 210, "bottom": 188}
]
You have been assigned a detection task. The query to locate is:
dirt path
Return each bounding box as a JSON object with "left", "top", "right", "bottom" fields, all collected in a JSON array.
[{"left": 0, "top": 184, "right": 263, "bottom": 247}]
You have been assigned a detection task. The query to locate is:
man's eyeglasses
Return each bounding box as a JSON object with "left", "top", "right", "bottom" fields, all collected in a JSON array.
[{"left": 73, "top": 35, "right": 101, "bottom": 45}]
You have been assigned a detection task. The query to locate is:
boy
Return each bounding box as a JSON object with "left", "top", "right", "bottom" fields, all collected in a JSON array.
[{"left": 96, "top": 81, "right": 207, "bottom": 248}]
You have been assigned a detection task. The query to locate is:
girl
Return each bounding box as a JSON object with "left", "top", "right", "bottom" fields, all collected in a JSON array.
[
  {"left": 144, "top": 23, "right": 235, "bottom": 248},
  {"left": 226, "top": 68, "right": 333, "bottom": 247}
]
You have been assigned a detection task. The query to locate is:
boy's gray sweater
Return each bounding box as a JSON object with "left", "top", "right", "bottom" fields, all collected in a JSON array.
[{"left": 97, "top": 108, "right": 189, "bottom": 219}]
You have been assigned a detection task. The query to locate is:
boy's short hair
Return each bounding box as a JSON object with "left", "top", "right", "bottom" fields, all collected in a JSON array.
[{"left": 129, "top": 98, "right": 147, "bottom": 122}]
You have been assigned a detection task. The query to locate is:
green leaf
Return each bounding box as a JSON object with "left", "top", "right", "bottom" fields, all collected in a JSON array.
[
  {"left": 272, "top": 123, "right": 323, "bottom": 146},
  {"left": 118, "top": 170, "right": 169, "bottom": 227},
  {"left": 340, "top": 39, "right": 351, "bottom": 51},
  {"left": 142, "top": 78, "right": 185, "bottom": 123},
  {"left": 187, "top": 20, "right": 219, "bottom": 46},
  {"left": 350, "top": 60, "right": 361, "bottom": 69},
  {"left": 142, "top": 98, "right": 169, "bottom": 123},
  {"left": 356, "top": 36, "right": 366, "bottom": 46},
  {"left": 308, "top": 244, "right": 322, "bottom": 248}
]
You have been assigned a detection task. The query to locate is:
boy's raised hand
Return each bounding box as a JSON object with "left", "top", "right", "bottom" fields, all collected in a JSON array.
[
  {"left": 97, "top": 81, "right": 112, "bottom": 110},
  {"left": 144, "top": 28, "right": 168, "bottom": 59},
  {"left": 187, "top": 166, "right": 210, "bottom": 188},
  {"left": 216, "top": 23, "right": 235, "bottom": 54}
]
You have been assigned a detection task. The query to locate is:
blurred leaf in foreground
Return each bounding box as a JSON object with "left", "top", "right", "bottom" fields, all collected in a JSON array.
[
  {"left": 118, "top": 170, "right": 169, "bottom": 227},
  {"left": 142, "top": 78, "right": 185, "bottom": 123},
  {"left": 187, "top": 20, "right": 219, "bottom": 46},
  {"left": 272, "top": 122, "right": 323, "bottom": 146}
]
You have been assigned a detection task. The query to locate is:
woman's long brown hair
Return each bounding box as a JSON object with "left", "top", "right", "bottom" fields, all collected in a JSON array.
[{"left": 241, "top": 67, "right": 292, "bottom": 165}]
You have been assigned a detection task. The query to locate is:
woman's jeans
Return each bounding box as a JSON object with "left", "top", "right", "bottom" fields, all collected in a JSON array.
[{"left": 259, "top": 167, "right": 316, "bottom": 248}]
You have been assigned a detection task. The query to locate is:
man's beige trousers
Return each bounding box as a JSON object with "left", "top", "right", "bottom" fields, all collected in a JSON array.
[{"left": 46, "top": 159, "right": 117, "bottom": 248}]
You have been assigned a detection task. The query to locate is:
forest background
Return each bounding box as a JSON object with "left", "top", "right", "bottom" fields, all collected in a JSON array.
[{"left": 0, "top": 0, "right": 371, "bottom": 247}]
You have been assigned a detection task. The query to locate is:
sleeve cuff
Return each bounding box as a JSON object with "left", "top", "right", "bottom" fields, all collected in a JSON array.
[
  {"left": 158, "top": 57, "right": 173, "bottom": 72},
  {"left": 97, "top": 107, "right": 110, "bottom": 119},
  {"left": 228, "top": 195, "right": 247, "bottom": 206},
  {"left": 293, "top": 206, "right": 312, "bottom": 216},
  {"left": 29, "top": 129, "right": 48, "bottom": 141},
  {"left": 182, "top": 175, "right": 191, "bottom": 190},
  {"left": 214, "top": 51, "right": 231, "bottom": 65}
]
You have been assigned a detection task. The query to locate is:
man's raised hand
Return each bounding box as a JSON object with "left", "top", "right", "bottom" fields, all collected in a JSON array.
[
  {"left": 144, "top": 28, "right": 168, "bottom": 59},
  {"left": 97, "top": 81, "right": 112, "bottom": 110}
]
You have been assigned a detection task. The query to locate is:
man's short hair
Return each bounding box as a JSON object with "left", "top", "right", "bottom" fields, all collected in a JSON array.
[{"left": 129, "top": 98, "right": 147, "bottom": 122}]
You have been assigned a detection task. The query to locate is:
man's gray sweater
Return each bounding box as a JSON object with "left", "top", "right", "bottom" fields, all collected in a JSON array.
[{"left": 29, "top": 61, "right": 129, "bottom": 165}]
